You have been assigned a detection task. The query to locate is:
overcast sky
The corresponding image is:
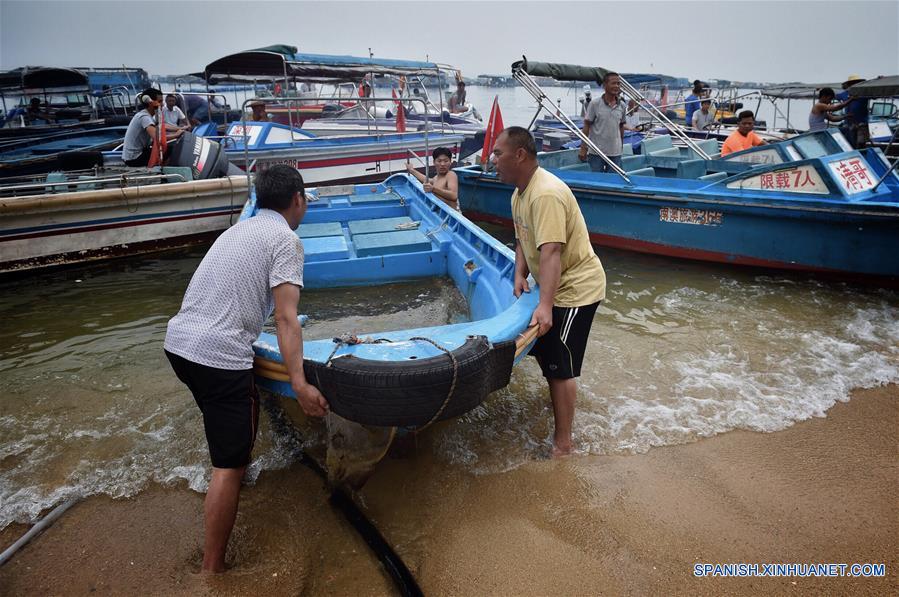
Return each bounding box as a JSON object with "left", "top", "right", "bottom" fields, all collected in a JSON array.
[{"left": 1, "top": 1, "right": 897, "bottom": 84}]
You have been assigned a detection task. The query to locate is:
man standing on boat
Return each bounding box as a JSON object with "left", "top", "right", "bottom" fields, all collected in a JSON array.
[
  {"left": 578, "top": 72, "right": 627, "bottom": 172},
  {"left": 164, "top": 164, "right": 328, "bottom": 573},
  {"left": 493, "top": 126, "right": 606, "bottom": 457}
]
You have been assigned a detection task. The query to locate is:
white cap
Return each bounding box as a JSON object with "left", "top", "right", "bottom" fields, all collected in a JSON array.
[{"left": 583, "top": 84, "right": 591, "bottom": 94}]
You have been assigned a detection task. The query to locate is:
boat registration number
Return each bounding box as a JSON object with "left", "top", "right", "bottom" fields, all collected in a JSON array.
[{"left": 659, "top": 207, "right": 723, "bottom": 226}]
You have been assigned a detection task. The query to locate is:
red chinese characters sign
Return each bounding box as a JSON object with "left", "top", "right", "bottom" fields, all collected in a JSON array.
[
  {"left": 829, "top": 158, "right": 876, "bottom": 193},
  {"left": 727, "top": 164, "right": 827, "bottom": 194}
]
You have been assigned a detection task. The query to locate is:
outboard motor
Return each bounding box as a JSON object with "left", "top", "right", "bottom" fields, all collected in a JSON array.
[{"left": 166, "top": 131, "right": 230, "bottom": 179}]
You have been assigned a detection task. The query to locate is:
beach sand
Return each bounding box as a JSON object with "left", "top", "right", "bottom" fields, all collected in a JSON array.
[{"left": 1, "top": 385, "right": 896, "bottom": 595}]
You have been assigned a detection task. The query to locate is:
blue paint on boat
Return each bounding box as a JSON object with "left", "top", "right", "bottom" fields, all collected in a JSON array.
[
  {"left": 459, "top": 129, "right": 899, "bottom": 283},
  {"left": 244, "top": 174, "right": 539, "bottom": 426}
]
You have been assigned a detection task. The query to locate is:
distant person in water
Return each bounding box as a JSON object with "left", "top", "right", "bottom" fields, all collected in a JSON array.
[
  {"left": 406, "top": 147, "right": 460, "bottom": 211},
  {"left": 720, "top": 110, "right": 767, "bottom": 156},
  {"left": 808, "top": 87, "right": 849, "bottom": 132},
  {"left": 448, "top": 81, "right": 466, "bottom": 113}
]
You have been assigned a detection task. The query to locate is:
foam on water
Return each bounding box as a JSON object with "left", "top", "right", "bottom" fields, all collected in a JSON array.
[{"left": 1, "top": 250, "right": 898, "bottom": 526}]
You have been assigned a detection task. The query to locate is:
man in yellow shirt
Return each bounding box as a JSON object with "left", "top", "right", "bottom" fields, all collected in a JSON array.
[
  {"left": 492, "top": 126, "right": 606, "bottom": 457},
  {"left": 721, "top": 110, "right": 767, "bottom": 156}
]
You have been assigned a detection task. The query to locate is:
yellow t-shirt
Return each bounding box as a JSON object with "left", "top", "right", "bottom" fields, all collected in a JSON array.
[{"left": 511, "top": 167, "right": 606, "bottom": 307}]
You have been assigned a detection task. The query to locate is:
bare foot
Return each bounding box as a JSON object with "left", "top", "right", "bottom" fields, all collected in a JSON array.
[{"left": 552, "top": 443, "right": 573, "bottom": 459}]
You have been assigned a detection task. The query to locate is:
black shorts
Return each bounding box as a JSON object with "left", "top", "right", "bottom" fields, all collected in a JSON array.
[
  {"left": 529, "top": 301, "right": 600, "bottom": 379},
  {"left": 165, "top": 350, "right": 259, "bottom": 469},
  {"left": 124, "top": 146, "right": 152, "bottom": 167}
]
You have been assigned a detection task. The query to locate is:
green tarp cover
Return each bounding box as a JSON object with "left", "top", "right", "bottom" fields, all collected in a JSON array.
[
  {"left": 512, "top": 59, "right": 610, "bottom": 83},
  {"left": 848, "top": 76, "right": 899, "bottom": 98},
  {"left": 761, "top": 83, "right": 843, "bottom": 99},
  {"left": 246, "top": 45, "right": 299, "bottom": 56}
]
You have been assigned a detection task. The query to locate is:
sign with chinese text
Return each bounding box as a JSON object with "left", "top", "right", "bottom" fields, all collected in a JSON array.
[
  {"left": 659, "top": 207, "right": 723, "bottom": 226},
  {"left": 727, "top": 164, "right": 828, "bottom": 194},
  {"left": 828, "top": 158, "right": 876, "bottom": 194}
]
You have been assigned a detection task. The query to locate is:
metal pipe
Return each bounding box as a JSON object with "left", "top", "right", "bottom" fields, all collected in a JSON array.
[{"left": 618, "top": 79, "right": 711, "bottom": 159}]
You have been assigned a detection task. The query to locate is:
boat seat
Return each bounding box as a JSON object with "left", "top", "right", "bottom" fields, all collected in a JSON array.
[
  {"left": 641, "top": 135, "right": 674, "bottom": 156},
  {"left": 688, "top": 139, "right": 720, "bottom": 159},
  {"left": 348, "top": 216, "right": 414, "bottom": 235},
  {"left": 698, "top": 171, "right": 728, "bottom": 182},
  {"left": 349, "top": 191, "right": 404, "bottom": 206},
  {"left": 627, "top": 166, "right": 656, "bottom": 177},
  {"left": 353, "top": 229, "right": 432, "bottom": 257},
  {"left": 677, "top": 159, "right": 707, "bottom": 179},
  {"left": 299, "top": 222, "right": 343, "bottom": 238},
  {"left": 558, "top": 162, "right": 591, "bottom": 172},
  {"left": 622, "top": 143, "right": 634, "bottom": 156},
  {"left": 621, "top": 155, "right": 647, "bottom": 171},
  {"left": 304, "top": 235, "right": 350, "bottom": 262}
]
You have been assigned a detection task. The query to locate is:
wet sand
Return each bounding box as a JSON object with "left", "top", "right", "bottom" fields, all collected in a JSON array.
[{"left": 1, "top": 385, "right": 896, "bottom": 595}]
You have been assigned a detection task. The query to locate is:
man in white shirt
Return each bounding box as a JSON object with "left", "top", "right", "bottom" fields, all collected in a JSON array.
[
  {"left": 162, "top": 94, "right": 190, "bottom": 132},
  {"left": 692, "top": 99, "right": 715, "bottom": 131},
  {"left": 165, "top": 164, "right": 327, "bottom": 573}
]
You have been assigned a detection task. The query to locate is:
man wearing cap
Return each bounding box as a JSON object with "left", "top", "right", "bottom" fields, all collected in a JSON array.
[
  {"left": 580, "top": 85, "right": 592, "bottom": 118},
  {"left": 248, "top": 100, "right": 270, "bottom": 122},
  {"left": 838, "top": 75, "right": 869, "bottom": 148}
]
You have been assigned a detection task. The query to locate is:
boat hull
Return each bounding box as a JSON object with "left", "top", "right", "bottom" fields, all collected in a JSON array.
[
  {"left": 0, "top": 176, "right": 249, "bottom": 274},
  {"left": 457, "top": 168, "right": 899, "bottom": 282}
]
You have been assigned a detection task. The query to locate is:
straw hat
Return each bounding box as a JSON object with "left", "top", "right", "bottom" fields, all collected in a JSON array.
[
  {"left": 583, "top": 84, "right": 592, "bottom": 95},
  {"left": 842, "top": 74, "right": 865, "bottom": 88}
]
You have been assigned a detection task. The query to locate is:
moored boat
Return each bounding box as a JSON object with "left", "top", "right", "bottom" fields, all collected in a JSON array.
[
  {"left": 456, "top": 58, "right": 899, "bottom": 284},
  {"left": 0, "top": 133, "right": 247, "bottom": 274}
]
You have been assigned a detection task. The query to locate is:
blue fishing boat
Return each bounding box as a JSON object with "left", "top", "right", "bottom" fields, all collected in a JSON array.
[
  {"left": 457, "top": 59, "right": 899, "bottom": 284},
  {"left": 0, "top": 125, "right": 127, "bottom": 178},
  {"left": 247, "top": 173, "right": 539, "bottom": 427}
]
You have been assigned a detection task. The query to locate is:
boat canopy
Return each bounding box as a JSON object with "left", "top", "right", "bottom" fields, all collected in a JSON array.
[
  {"left": 21, "top": 67, "right": 90, "bottom": 90},
  {"left": 848, "top": 75, "right": 899, "bottom": 98},
  {"left": 760, "top": 83, "right": 843, "bottom": 99},
  {"left": 205, "top": 48, "right": 456, "bottom": 84},
  {"left": 511, "top": 58, "right": 666, "bottom": 86}
]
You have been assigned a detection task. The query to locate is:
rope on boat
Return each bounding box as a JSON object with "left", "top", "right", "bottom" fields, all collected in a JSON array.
[
  {"left": 318, "top": 333, "right": 460, "bottom": 431},
  {"left": 408, "top": 336, "right": 459, "bottom": 432}
]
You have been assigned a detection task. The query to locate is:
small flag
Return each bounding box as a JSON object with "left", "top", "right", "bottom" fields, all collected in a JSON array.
[
  {"left": 480, "top": 95, "right": 504, "bottom": 168},
  {"left": 148, "top": 105, "right": 167, "bottom": 168},
  {"left": 393, "top": 88, "right": 406, "bottom": 133}
]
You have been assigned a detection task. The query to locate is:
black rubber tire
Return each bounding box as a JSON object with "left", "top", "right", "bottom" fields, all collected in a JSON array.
[{"left": 304, "top": 336, "right": 516, "bottom": 427}]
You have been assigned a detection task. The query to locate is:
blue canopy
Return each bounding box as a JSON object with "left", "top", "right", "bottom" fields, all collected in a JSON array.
[{"left": 205, "top": 49, "right": 455, "bottom": 84}]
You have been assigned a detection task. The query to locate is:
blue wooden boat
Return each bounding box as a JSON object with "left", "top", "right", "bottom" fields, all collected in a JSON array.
[
  {"left": 456, "top": 59, "right": 899, "bottom": 284},
  {"left": 0, "top": 126, "right": 127, "bottom": 178},
  {"left": 247, "top": 173, "right": 539, "bottom": 427},
  {"left": 459, "top": 130, "right": 899, "bottom": 282}
]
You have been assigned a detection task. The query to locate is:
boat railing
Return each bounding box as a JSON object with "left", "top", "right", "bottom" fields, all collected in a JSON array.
[
  {"left": 0, "top": 171, "right": 189, "bottom": 197},
  {"left": 235, "top": 96, "right": 436, "bottom": 189}
]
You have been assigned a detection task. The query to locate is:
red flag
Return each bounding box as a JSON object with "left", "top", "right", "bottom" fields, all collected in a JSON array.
[
  {"left": 148, "top": 104, "right": 167, "bottom": 168},
  {"left": 392, "top": 88, "right": 406, "bottom": 133},
  {"left": 480, "top": 95, "right": 504, "bottom": 167}
]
